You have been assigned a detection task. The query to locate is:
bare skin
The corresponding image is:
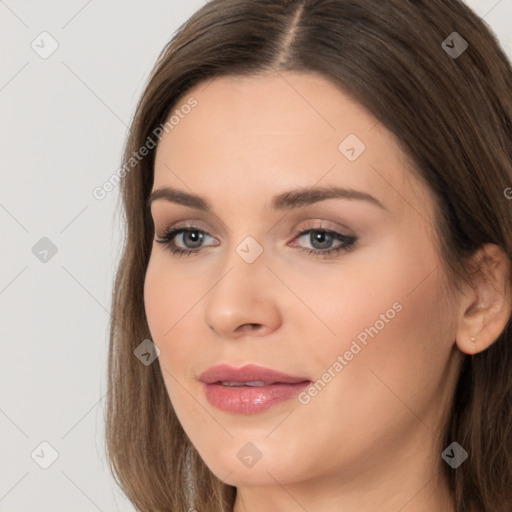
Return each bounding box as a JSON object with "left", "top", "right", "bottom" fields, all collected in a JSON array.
[{"left": 143, "top": 71, "right": 511, "bottom": 512}]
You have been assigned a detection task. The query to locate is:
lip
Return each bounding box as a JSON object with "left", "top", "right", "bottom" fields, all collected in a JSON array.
[
  {"left": 199, "top": 364, "right": 311, "bottom": 414},
  {"left": 199, "top": 363, "right": 310, "bottom": 385}
]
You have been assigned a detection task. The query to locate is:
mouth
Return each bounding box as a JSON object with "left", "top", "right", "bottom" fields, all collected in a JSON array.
[
  {"left": 217, "top": 380, "right": 283, "bottom": 386},
  {"left": 199, "top": 363, "right": 310, "bottom": 385},
  {"left": 199, "top": 364, "right": 312, "bottom": 414}
]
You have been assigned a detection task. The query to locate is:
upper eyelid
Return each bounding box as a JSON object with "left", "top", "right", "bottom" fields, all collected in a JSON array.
[
  {"left": 157, "top": 221, "right": 347, "bottom": 234},
  {"left": 155, "top": 215, "right": 352, "bottom": 233},
  {"left": 150, "top": 209, "right": 231, "bottom": 236},
  {"left": 150, "top": 204, "right": 359, "bottom": 233}
]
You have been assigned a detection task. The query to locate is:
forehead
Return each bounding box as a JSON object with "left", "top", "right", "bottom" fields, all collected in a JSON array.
[{"left": 152, "top": 72, "right": 433, "bottom": 220}]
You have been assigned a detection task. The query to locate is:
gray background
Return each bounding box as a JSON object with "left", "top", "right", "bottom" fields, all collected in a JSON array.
[{"left": 1, "top": 1, "right": 511, "bottom": 510}]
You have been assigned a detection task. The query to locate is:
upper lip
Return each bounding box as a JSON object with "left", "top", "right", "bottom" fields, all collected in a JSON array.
[{"left": 199, "top": 364, "right": 311, "bottom": 384}]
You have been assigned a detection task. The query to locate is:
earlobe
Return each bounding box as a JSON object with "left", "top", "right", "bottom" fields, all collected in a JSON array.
[
  {"left": 455, "top": 243, "right": 512, "bottom": 355},
  {"left": 469, "top": 336, "right": 477, "bottom": 353},
  {"left": 456, "top": 311, "right": 483, "bottom": 355}
]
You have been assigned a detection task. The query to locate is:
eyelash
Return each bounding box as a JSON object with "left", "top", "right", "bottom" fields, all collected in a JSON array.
[{"left": 154, "top": 223, "right": 357, "bottom": 259}]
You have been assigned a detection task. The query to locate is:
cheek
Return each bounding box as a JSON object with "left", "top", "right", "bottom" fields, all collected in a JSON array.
[
  {"left": 144, "top": 253, "right": 197, "bottom": 336},
  {"left": 144, "top": 259, "right": 169, "bottom": 340},
  {"left": 143, "top": 256, "right": 201, "bottom": 421},
  {"left": 275, "top": 258, "right": 453, "bottom": 478},
  {"left": 143, "top": 256, "right": 195, "bottom": 370},
  {"left": 304, "top": 240, "right": 455, "bottom": 430}
]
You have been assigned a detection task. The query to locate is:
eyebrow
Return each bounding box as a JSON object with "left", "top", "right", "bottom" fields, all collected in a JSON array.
[{"left": 146, "top": 185, "right": 388, "bottom": 212}]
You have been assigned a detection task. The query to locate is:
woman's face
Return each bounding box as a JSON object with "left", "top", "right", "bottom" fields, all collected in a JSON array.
[{"left": 144, "top": 72, "right": 463, "bottom": 497}]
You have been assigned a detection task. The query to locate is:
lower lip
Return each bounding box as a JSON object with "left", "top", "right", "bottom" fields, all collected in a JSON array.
[{"left": 202, "top": 381, "right": 311, "bottom": 414}]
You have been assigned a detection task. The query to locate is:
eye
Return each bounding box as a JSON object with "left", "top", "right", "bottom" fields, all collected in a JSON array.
[
  {"left": 291, "top": 228, "right": 356, "bottom": 258},
  {"left": 155, "top": 226, "right": 217, "bottom": 256}
]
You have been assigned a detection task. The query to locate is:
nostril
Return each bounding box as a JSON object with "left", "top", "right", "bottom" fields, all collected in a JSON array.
[{"left": 241, "top": 323, "right": 261, "bottom": 331}]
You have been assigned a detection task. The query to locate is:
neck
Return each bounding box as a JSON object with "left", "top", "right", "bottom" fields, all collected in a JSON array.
[{"left": 232, "top": 438, "right": 456, "bottom": 512}]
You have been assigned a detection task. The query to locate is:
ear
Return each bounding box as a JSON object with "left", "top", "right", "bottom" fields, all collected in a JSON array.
[{"left": 455, "top": 243, "right": 512, "bottom": 355}]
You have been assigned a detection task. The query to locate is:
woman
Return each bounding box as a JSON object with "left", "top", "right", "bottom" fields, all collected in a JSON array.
[{"left": 105, "top": 1, "right": 512, "bottom": 510}]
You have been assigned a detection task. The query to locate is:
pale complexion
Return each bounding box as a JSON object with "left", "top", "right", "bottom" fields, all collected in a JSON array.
[{"left": 143, "top": 72, "right": 511, "bottom": 512}]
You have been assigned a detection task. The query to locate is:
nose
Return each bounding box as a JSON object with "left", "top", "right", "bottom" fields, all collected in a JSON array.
[{"left": 203, "top": 246, "right": 282, "bottom": 339}]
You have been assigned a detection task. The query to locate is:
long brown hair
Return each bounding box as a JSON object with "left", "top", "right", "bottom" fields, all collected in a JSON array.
[{"left": 105, "top": 1, "right": 512, "bottom": 510}]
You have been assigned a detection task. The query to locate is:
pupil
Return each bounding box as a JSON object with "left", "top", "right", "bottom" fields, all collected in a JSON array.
[
  {"left": 185, "top": 231, "right": 203, "bottom": 248},
  {"left": 312, "top": 231, "right": 332, "bottom": 249}
]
